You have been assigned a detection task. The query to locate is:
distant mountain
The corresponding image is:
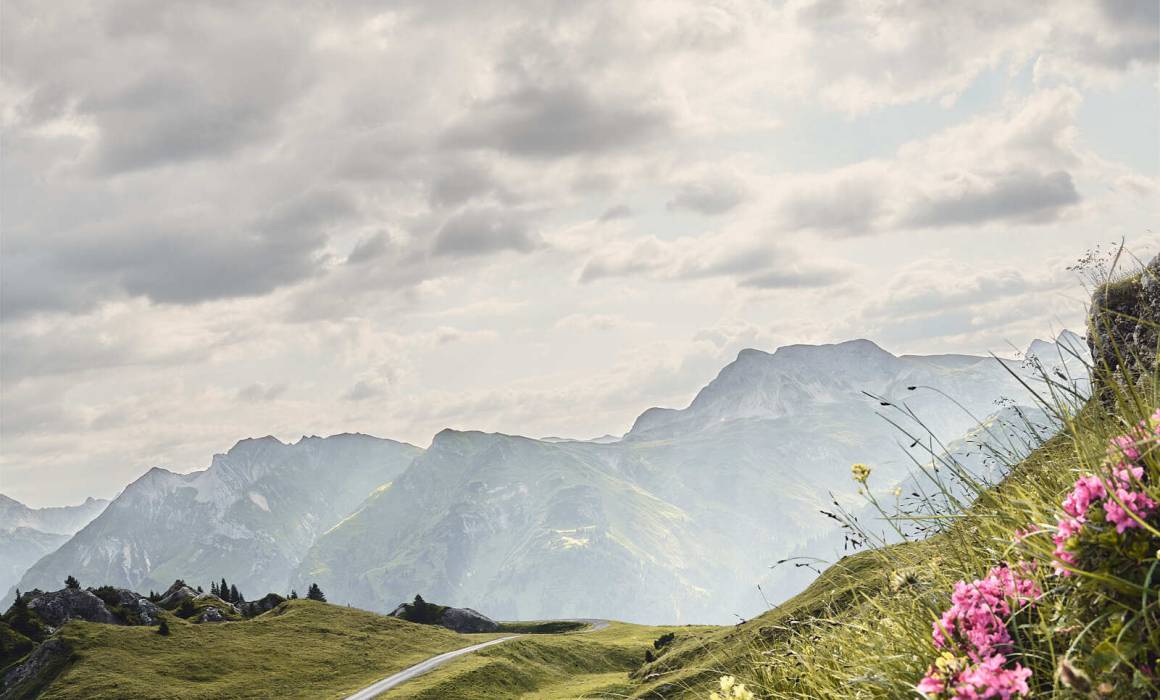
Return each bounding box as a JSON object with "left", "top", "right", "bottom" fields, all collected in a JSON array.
[
  {"left": 0, "top": 495, "right": 108, "bottom": 537},
  {"left": 14, "top": 434, "right": 421, "bottom": 597},
  {"left": 294, "top": 332, "right": 1088, "bottom": 623},
  {"left": 0, "top": 495, "right": 108, "bottom": 596}
]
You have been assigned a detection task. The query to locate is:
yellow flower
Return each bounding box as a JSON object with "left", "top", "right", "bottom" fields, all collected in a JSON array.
[
  {"left": 851, "top": 463, "right": 871, "bottom": 483},
  {"left": 710, "top": 676, "right": 757, "bottom": 700}
]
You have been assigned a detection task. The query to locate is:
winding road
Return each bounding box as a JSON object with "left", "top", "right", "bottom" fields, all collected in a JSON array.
[{"left": 342, "top": 620, "right": 609, "bottom": 699}]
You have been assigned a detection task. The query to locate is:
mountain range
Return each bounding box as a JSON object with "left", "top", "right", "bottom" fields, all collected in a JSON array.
[{"left": 7, "top": 332, "right": 1088, "bottom": 623}]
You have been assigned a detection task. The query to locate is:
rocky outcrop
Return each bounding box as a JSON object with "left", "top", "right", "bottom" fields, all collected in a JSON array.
[
  {"left": 90, "top": 587, "right": 161, "bottom": 625},
  {"left": 156, "top": 581, "right": 199, "bottom": 609},
  {"left": 439, "top": 607, "right": 500, "bottom": 633},
  {"left": 389, "top": 599, "right": 500, "bottom": 633},
  {"left": 26, "top": 588, "right": 116, "bottom": 628},
  {"left": 197, "top": 607, "right": 226, "bottom": 623},
  {"left": 1088, "top": 254, "right": 1160, "bottom": 398}
]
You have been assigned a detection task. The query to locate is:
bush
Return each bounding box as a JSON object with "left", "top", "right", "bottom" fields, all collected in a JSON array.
[{"left": 157, "top": 619, "right": 170, "bottom": 636}]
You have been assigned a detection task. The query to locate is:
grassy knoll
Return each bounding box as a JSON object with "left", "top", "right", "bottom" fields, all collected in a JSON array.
[
  {"left": 387, "top": 621, "right": 715, "bottom": 699},
  {"left": 30, "top": 600, "right": 496, "bottom": 700}
]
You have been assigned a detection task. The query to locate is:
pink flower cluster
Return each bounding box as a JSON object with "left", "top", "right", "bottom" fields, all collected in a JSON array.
[
  {"left": 1052, "top": 413, "right": 1159, "bottom": 575},
  {"left": 917, "top": 654, "right": 1032, "bottom": 700},
  {"left": 917, "top": 564, "right": 1041, "bottom": 699}
]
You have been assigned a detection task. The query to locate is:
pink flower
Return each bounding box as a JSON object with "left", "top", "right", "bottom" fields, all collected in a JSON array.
[
  {"left": 1061, "top": 475, "right": 1106, "bottom": 519},
  {"left": 1051, "top": 517, "right": 1083, "bottom": 576}
]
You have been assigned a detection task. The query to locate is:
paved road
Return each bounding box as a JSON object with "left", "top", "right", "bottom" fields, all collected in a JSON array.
[
  {"left": 342, "top": 635, "right": 521, "bottom": 700},
  {"left": 342, "top": 620, "right": 608, "bottom": 699}
]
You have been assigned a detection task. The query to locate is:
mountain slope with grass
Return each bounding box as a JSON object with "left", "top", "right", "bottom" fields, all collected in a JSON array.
[{"left": 624, "top": 261, "right": 1159, "bottom": 699}]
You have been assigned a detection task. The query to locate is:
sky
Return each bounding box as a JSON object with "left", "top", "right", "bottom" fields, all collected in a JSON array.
[{"left": 2, "top": 1, "right": 1158, "bottom": 507}]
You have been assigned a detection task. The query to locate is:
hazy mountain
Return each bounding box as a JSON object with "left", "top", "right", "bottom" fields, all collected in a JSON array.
[
  {"left": 15, "top": 434, "right": 421, "bottom": 596},
  {"left": 0, "top": 495, "right": 108, "bottom": 537},
  {"left": 0, "top": 495, "right": 108, "bottom": 596},
  {"left": 294, "top": 332, "right": 1088, "bottom": 624}
]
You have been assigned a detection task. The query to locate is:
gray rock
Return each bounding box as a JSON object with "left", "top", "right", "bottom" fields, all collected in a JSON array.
[
  {"left": 157, "top": 581, "right": 199, "bottom": 610},
  {"left": 438, "top": 606, "right": 499, "bottom": 633},
  {"left": 26, "top": 588, "right": 116, "bottom": 628},
  {"left": 197, "top": 606, "right": 226, "bottom": 623},
  {"left": 104, "top": 588, "right": 162, "bottom": 625}
]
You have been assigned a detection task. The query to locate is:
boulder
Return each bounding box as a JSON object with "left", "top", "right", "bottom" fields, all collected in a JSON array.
[
  {"left": 26, "top": 588, "right": 116, "bottom": 628},
  {"left": 197, "top": 606, "right": 226, "bottom": 623},
  {"left": 1088, "top": 254, "right": 1160, "bottom": 401},
  {"left": 90, "top": 587, "right": 162, "bottom": 625}
]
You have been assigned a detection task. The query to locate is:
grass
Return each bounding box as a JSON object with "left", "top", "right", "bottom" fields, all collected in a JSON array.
[
  {"left": 30, "top": 600, "right": 498, "bottom": 700},
  {"left": 626, "top": 368, "right": 1158, "bottom": 698},
  {"left": 495, "top": 620, "right": 590, "bottom": 634},
  {"left": 386, "top": 622, "right": 715, "bottom": 699}
]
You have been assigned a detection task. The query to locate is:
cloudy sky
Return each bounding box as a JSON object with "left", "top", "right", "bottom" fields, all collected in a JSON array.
[{"left": 2, "top": 1, "right": 1158, "bottom": 506}]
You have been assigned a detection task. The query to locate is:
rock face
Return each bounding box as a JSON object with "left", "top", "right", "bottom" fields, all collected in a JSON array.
[
  {"left": 1088, "top": 254, "right": 1160, "bottom": 396},
  {"left": 197, "top": 607, "right": 226, "bottom": 623},
  {"left": 1, "top": 637, "right": 69, "bottom": 697}
]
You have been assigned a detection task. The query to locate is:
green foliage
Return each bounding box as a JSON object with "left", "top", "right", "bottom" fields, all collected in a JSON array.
[
  {"left": 64, "top": 576, "right": 80, "bottom": 590},
  {"left": 176, "top": 600, "right": 197, "bottom": 620},
  {"left": 156, "top": 619, "right": 169, "bottom": 636},
  {"left": 306, "top": 583, "right": 326, "bottom": 603}
]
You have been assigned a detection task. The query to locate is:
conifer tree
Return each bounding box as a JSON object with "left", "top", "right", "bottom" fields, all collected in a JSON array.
[
  {"left": 306, "top": 583, "right": 326, "bottom": 602},
  {"left": 64, "top": 575, "right": 80, "bottom": 590},
  {"left": 229, "top": 584, "right": 240, "bottom": 603},
  {"left": 289, "top": 589, "right": 298, "bottom": 599},
  {"left": 220, "top": 578, "right": 229, "bottom": 600},
  {"left": 157, "top": 619, "right": 170, "bottom": 636},
  {"left": 210, "top": 582, "right": 219, "bottom": 597}
]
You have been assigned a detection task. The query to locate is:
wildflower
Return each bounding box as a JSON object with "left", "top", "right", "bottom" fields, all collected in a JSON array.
[
  {"left": 709, "top": 675, "right": 756, "bottom": 700},
  {"left": 893, "top": 486, "right": 903, "bottom": 498},
  {"left": 851, "top": 463, "right": 871, "bottom": 484}
]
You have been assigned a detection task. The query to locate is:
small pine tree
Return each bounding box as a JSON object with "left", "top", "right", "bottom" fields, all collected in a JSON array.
[
  {"left": 210, "top": 582, "right": 219, "bottom": 597},
  {"left": 220, "top": 578, "right": 229, "bottom": 600},
  {"left": 196, "top": 585, "right": 203, "bottom": 593},
  {"left": 177, "top": 599, "right": 196, "bottom": 619},
  {"left": 644, "top": 649, "right": 656, "bottom": 663},
  {"left": 229, "top": 584, "right": 240, "bottom": 604},
  {"left": 13, "top": 588, "right": 20, "bottom": 605},
  {"left": 306, "top": 583, "right": 326, "bottom": 602},
  {"left": 157, "top": 619, "right": 170, "bottom": 636},
  {"left": 289, "top": 590, "right": 298, "bottom": 600},
  {"left": 64, "top": 575, "right": 80, "bottom": 590}
]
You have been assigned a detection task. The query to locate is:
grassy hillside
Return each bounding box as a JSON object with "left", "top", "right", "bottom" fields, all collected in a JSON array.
[
  {"left": 385, "top": 622, "right": 715, "bottom": 699},
  {"left": 626, "top": 385, "right": 1158, "bottom": 698},
  {"left": 23, "top": 601, "right": 491, "bottom": 700}
]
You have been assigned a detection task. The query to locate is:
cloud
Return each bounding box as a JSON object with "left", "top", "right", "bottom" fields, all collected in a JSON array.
[
  {"left": 903, "top": 170, "right": 1080, "bottom": 228},
  {"left": 237, "top": 383, "right": 288, "bottom": 401},
  {"left": 342, "top": 379, "right": 388, "bottom": 402},
  {"left": 667, "top": 177, "right": 747, "bottom": 215},
  {"left": 441, "top": 84, "right": 671, "bottom": 158},
  {"left": 431, "top": 207, "right": 541, "bottom": 257}
]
